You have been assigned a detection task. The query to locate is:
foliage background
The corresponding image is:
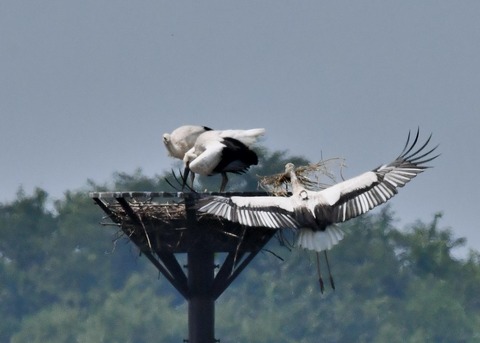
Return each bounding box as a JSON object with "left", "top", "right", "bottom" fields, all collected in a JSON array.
[{"left": 1, "top": 150, "right": 478, "bottom": 342}]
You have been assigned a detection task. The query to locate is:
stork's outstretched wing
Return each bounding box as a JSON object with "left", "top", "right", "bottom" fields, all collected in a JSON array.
[
  {"left": 198, "top": 129, "right": 439, "bottom": 230},
  {"left": 317, "top": 129, "right": 439, "bottom": 223},
  {"left": 197, "top": 195, "right": 299, "bottom": 229}
]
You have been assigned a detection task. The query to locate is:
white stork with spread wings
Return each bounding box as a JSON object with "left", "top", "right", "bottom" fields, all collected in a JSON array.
[{"left": 197, "top": 130, "right": 439, "bottom": 252}]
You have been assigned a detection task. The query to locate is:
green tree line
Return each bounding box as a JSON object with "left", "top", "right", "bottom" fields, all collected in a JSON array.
[{"left": 1, "top": 150, "right": 479, "bottom": 342}]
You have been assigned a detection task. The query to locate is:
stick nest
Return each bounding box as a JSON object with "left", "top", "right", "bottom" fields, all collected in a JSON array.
[
  {"left": 257, "top": 158, "right": 347, "bottom": 195},
  {"left": 101, "top": 199, "right": 277, "bottom": 253}
]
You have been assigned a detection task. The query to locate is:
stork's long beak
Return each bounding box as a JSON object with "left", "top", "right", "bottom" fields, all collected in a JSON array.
[{"left": 182, "top": 163, "right": 190, "bottom": 191}]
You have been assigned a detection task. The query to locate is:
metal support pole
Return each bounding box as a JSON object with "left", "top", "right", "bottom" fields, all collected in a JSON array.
[
  {"left": 188, "top": 246, "right": 215, "bottom": 343},
  {"left": 185, "top": 194, "right": 216, "bottom": 343}
]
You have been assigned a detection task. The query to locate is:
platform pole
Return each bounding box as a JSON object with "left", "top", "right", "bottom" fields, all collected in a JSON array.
[
  {"left": 188, "top": 246, "right": 215, "bottom": 343},
  {"left": 185, "top": 195, "right": 216, "bottom": 343}
]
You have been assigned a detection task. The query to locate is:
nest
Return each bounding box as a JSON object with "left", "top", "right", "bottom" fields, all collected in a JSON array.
[{"left": 99, "top": 197, "right": 278, "bottom": 254}]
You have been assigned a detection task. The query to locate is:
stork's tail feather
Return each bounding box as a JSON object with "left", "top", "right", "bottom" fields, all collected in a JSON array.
[{"left": 295, "top": 226, "right": 345, "bottom": 252}]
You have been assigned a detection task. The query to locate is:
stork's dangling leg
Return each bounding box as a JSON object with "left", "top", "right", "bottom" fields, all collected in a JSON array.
[
  {"left": 316, "top": 252, "right": 325, "bottom": 293},
  {"left": 324, "top": 251, "right": 335, "bottom": 290},
  {"left": 219, "top": 172, "right": 229, "bottom": 192}
]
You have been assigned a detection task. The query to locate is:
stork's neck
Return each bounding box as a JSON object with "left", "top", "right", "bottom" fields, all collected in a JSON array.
[
  {"left": 288, "top": 170, "right": 305, "bottom": 196},
  {"left": 183, "top": 150, "right": 194, "bottom": 164}
]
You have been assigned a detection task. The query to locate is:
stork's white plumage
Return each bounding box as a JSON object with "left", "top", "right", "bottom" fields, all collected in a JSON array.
[
  {"left": 163, "top": 125, "right": 213, "bottom": 160},
  {"left": 197, "top": 130, "right": 439, "bottom": 252},
  {"left": 183, "top": 128, "right": 265, "bottom": 192}
]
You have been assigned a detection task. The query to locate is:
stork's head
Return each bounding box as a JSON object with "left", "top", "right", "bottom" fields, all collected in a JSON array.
[
  {"left": 284, "top": 163, "right": 295, "bottom": 173},
  {"left": 162, "top": 133, "right": 170, "bottom": 145},
  {"left": 162, "top": 133, "right": 175, "bottom": 157}
]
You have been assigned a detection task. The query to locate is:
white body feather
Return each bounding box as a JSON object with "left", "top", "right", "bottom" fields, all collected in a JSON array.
[
  {"left": 296, "top": 226, "right": 345, "bottom": 252},
  {"left": 163, "top": 125, "right": 210, "bottom": 160}
]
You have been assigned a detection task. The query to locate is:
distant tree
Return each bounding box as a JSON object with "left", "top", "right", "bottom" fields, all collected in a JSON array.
[
  {"left": 77, "top": 273, "right": 186, "bottom": 343},
  {"left": 393, "top": 213, "right": 465, "bottom": 279},
  {"left": 0, "top": 188, "right": 58, "bottom": 340},
  {"left": 1, "top": 150, "right": 479, "bottom": 342}
]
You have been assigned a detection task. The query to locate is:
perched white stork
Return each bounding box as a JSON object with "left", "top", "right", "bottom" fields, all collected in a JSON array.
[
  {"left": 163, "top": 125, "right": 265, "bottom": 190},
  {"left": 197, "top": 130, "right": 439, "bottom": 252},
  {"left": 183, "top": 128, "right": 265, "bottom": 192}
]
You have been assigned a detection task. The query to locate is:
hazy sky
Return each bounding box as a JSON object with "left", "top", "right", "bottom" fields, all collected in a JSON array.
[{"left": 1, "top": 2, "right": 479, "bottom": 253}]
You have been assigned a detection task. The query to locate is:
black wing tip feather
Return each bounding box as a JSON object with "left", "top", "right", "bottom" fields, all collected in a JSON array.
[
  {"left": 336, "top": 129, "right": 439, "bottom": 224},
  {"left": 399, "top": 128, "right": 439, "bottom": 167}
]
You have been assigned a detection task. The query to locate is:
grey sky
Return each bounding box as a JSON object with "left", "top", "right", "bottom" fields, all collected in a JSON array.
[{"left": 1, "top": 2, "right": 479, "bottom": 253}]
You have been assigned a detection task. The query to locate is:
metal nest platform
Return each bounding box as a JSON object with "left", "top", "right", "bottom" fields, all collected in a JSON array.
[
  {"left": 90, "top": 191, "right": 275, "bottom": 254},
  {"left": 90, "top": 191, "right": 278, "bottom": 343}
]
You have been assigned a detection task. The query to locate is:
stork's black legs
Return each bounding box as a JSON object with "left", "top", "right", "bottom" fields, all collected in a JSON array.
[
  {"left": 324, "top": 251, "right": 335, "bottom": 290},
  {"left": 219, "top": 173, "right": 229, "bottom": 192},
  {"left": 316, "top": 251, "right": 335, "bottom": 293}
]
